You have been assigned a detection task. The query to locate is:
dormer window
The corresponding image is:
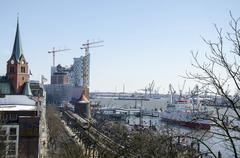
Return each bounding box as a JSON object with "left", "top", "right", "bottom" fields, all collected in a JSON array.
[{"left": 21, "top": 67, "right": 25, "bottom": 73}]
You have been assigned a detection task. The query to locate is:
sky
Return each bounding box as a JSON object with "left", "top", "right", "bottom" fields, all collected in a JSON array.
[{"left": 0, "top": 0, "right": 240, "bottom": 93}]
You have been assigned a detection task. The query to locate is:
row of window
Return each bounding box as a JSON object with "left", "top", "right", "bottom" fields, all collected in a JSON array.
[
  {"left": 0, "top": 135, "right": 17, "bottom": 141},
  {"left": 0, "top": 127, "right": 17, "bottom": 136},
  {"left": 0, "top": 114, "right": 18, "bottom": 123},
  {"left": 9, "top": 77, "right": 26, "bottom": 82},
  {"left": 9, "top": 67, "right": 26, "bottom": 73}
]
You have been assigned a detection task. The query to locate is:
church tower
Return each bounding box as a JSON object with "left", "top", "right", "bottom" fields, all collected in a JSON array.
[{"left": 6, "top": 19, "right": 29, "bottom": 94}]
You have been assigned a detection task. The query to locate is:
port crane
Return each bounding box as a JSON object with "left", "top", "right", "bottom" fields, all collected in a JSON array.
[
  {"left": 138, "top": 80, "right": 155, "bottom": 97},
  {"left": 80, "top": 40, "right": 104, "bottom": 97},
  {"left": 179, "top": 80, "right": 186, "bottom": 97},
  {"left": 138, "top": 87, "right": 148, "bottom": 97},
  {"left": 48, "top": 47, "right": 71, "bottom": 67},
  {"left": 169, "top": 84, "right": 176, "bottom": 104},
  {"left": 148, "top": 80, "right": 155, "bottom": 97}
]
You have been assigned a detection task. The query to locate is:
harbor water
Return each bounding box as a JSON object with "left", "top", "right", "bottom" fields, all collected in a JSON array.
[{"left": 91, "top": 97, "right": 239, "bottom": 158}]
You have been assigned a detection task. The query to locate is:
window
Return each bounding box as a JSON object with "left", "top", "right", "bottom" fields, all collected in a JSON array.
[
  {"left": 9, "top": 114, "right": 17, "bottom": 121},
  {"left": 21, "top": 66, "right": 25, "bottom": 73},
  {"left": 9, "top": 128, "right": 16, "bottom": 135},
  {"left": 9, "top": 136, "right": 17, "bottom": 140},
  {"left": 7, "top": 142, "right": 16, "bottom": 155},
  {"left": 0, "top": 135, "right": 7, "bottom": 141},
  {"left": 0, "top": 129, "right": 6, "bottom": 135},
  {"left": 0, "top": 114, "right": 5, "bottom": 121},
  {"left": 10, "top": 67, "right": 14, "bottom": 73},
  {"left": 0, "top": 128, "right": 6, "bottom": 141}
]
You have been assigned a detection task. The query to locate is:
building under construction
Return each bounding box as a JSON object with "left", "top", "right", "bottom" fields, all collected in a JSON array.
[
  {"left": 45, "top": 40, "right": 102, "bottom": 105},
  {"left": 44, "top": 55, "right": 89, "bottom": 104}
]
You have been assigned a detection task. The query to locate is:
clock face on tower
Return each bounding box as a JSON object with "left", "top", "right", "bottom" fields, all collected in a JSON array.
[
  {"left": 21, "top": 60, "right": 25, "bottom": 64},
  {"left": 10, "top": 59, "right": 14, "bottom": 64}
]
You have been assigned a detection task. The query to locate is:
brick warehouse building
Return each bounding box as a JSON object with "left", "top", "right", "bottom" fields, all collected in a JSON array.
[{"left": 0, "top": 20, "right": 43, "bottom": 158}]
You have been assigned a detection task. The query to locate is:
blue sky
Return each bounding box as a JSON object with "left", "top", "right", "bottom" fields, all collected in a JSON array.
[{"left": 0, "top": 0, "right": 240, "bottom": 93}]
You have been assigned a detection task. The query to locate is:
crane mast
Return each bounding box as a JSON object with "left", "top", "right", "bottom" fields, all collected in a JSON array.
[
  {"left": 80, "top": 40, "right": 104, "bottom": 98},
  {"left": 48, "top": 47, "right": 71, "bottom": 67}
]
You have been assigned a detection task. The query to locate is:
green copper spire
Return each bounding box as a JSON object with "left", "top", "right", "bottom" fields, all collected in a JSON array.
[
  {"left": 10, "top": 18, "right": 24, "bottom": 62},
  {"left": 22, "top": 82, "right": 32, "bottom": 96}
]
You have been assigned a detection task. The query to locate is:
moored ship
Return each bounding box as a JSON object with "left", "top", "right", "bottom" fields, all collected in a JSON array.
[{"left": 160, "top": 85, "right": 212, "bottom": 129}]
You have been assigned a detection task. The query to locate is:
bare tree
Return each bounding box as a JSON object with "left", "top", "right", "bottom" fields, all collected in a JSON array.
[
  {"left": 187, "top": 12, "right": 240, "bottom": 158},
  {"left": 46, "top": 106, "right": 86, "bottom": 158},
  {"left": 96, "top": 121, "right": 199, "bottom": 158}
]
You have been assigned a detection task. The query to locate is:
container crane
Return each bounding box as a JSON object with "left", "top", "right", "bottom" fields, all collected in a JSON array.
[{"left": 48, "top": 47, "right": 71, "bottom": 67}]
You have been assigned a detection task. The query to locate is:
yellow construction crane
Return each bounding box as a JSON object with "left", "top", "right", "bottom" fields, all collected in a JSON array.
[{"left": 48, "top": 47, "right": 71, "bottom": 67}]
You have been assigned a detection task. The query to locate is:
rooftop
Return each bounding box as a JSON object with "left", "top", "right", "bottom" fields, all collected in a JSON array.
[
  {"left": 0, "top": 95, "right": 36, "bottom": 111},
  {"left": 0, "top": 95, "right": 35, "bottom": 106},
  {"left": 0, "top": 104, "right": 37, "bottom": 111}
]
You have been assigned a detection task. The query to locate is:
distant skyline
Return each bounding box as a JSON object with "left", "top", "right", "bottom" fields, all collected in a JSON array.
[{"left": 0, "top": 1, "right": 240, "bottom": 93}]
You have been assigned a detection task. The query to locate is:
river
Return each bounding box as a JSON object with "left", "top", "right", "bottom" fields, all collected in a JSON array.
[{"left": 91, "top": 97, "right": 239, "bottom": 158}]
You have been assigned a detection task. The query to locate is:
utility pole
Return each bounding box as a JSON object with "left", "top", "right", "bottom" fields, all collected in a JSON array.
[
  {"left": 48, "top": 47, "right": 71, "bottom": 67},
  {"left": 80, "top": 40, "right": 104, "bottom": 98}
]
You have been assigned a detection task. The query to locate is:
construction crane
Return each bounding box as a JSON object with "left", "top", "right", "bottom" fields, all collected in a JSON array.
[
  {"left": 80, "top": 40, "right": 104, "bottom": 98},
  {"left": 48, "top": 47, "right": 71, "bottom": 67},
  {"left": 81, "top": 40, "right": 104, "bottom": 56}
]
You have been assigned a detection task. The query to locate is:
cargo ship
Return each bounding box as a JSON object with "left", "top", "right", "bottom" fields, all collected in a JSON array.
[{"left": 160, "top": 85, "right": 212, "bottom": 129}]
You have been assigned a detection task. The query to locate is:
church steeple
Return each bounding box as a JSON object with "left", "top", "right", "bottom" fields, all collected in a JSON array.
[
  {"left": 9, "top": 18, "right": 25, "bottom": 63},
  {"left": 6, "top": 18, "right": 29, "bottom": 94}
]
